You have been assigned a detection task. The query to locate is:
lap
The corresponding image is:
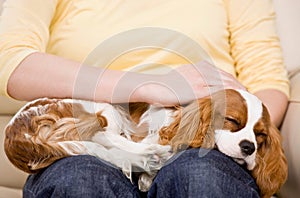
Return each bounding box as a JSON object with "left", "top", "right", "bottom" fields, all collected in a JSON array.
[{"left": 23, "top": 149, "right": 259, "bottom": 198}]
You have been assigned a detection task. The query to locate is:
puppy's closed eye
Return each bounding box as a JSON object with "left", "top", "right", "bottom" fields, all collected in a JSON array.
[
  {"left": 225, "top": 117, "right": 240, "bottom": 126},
  {"left": 224, "top": 116, "right": 241, "bottom": 132}
]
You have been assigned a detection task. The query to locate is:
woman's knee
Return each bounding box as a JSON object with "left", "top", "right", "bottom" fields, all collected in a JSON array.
[
  {"left": 148, "top": 149, "right": 260, "bottom": 198},
  {"left": 23, "top": 155, "right": 139, "bottom": 198}
]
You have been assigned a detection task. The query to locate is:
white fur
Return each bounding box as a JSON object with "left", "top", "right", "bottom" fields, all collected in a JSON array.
[
  {"left": 63, "top": 101, "right": 174, "bottom": 184},
  {"left": 58, "top": 141, "right": 89, "bottom": 155},
  {"left": 139, "top": 105, "right": 175, "bottom": 135},
  {"left": 24, "top": 133, "right": 32, "bottom": 139}
]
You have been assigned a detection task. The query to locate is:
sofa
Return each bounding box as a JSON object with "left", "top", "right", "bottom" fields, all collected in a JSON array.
[{"left": 0, "top": 0, "right": 299, "bottom": 197}]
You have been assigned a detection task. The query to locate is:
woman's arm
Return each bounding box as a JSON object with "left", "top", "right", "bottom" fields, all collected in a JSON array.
[
  {"left": 226, "top": 0, "right": 290, "bottom": 126},
  {"left": 7, "top": 52, "right": 161, "bottom": 103},
  {"left": 7, "top": 52, "right": 245, "bottom": 106},
  {"left": 7, "top": 52, "right": 130, "bottom": 103},
  {"left": 227, "top": 0, "right": 289, "bottom": 98},
  {"left": 254, "top": 89, "right": 288, "bottom": 127}
]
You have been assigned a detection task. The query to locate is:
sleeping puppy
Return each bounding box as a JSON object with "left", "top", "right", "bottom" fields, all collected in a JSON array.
[{"left": 4, "top": 89, "right": 287, "bottom": 197}]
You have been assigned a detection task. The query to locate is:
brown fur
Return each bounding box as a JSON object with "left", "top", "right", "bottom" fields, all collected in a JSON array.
[
  {"left": 4, "top": 98, "right": 107, "bottom": 173},
  {"left": 159, "top": 89, "right": 248, "bottom": 150},
  {"left": 252, "top": 105, "right": 288, "bottom": 198},
  {"left": 128, "top": 102, "right": 150, "bottom": 142}
]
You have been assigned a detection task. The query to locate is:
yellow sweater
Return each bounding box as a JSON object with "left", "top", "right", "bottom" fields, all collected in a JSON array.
[{"left": 0, "top": 0, "right": 289, "bottom": 97}]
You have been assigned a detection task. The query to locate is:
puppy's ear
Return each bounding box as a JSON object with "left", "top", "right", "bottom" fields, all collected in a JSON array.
[
  {"left": 159, "top": 97, "right": 215, "bottom": 152},
  {"left": 252, "top": 122, "right": 288, "bottom": 198}
]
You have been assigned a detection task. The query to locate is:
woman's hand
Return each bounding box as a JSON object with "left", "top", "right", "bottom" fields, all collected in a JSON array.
[{"left": 133, "top": 61, "right": 245, "bottom": 106}]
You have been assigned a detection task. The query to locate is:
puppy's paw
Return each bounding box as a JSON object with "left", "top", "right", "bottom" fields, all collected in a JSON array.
[
  {"left": 148, "top": 145, "right": 173, "bottom": 170},
  {"left": 138, "top": 172, "right": 157, "bottom": 192}
]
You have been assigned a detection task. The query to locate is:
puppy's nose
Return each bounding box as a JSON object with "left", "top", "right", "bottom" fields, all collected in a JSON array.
[{"left": 239, "top": 140, "right": 255, "bottom": 156}]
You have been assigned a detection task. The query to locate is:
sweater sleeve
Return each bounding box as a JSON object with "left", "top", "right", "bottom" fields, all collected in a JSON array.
[
  {"left": 0, "top": 0, "right": 58, "bottom": 96},
  {"left": 226, "top": 0, "right": 290, "bottom": 97}
]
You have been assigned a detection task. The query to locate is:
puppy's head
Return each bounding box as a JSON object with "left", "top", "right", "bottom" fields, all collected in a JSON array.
[
  {"left": 213, "top": 89, "right": 287, "bottom": 197},
  {"left": 159, "top": 89, "right": 287, "bottom": 197},
  {"left": 214, "top": 89, "right": 261, "bottom": 170}
]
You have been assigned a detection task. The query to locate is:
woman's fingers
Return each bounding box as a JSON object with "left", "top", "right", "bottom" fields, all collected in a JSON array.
[
  {"left": 129, "top": 61, "right": 245, "bottom": 106},
  {"left": 175, "top": 61, "right": 245, "bottom": 91}
]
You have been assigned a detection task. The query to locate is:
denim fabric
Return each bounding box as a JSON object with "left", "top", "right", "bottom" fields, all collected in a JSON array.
[
  {"left": 23, "top": 149, "right": 259, "bottom": 198},
  {"left": 147, "top": 149, "right": 259, "bottom": 198}
]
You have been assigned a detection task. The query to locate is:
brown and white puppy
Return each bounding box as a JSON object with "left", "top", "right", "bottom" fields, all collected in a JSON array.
[
  {"left": 4, "top": 89, "right": 287, "bottom": 197},
  {"left": 157, "top": 89, "right": 287, "bottom": 197}
]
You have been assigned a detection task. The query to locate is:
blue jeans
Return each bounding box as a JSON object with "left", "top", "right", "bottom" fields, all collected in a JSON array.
[{"left": 23, "top": 149, "right": 259, "bottom": 198}]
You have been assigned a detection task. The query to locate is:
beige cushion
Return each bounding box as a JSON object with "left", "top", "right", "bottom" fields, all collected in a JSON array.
[
  {"left": 280, "top": 101, "right": 300, "bottom": 197},
  {"left": 0, "top": 96, "right": 26, "bottom": 115},
  {"left": 278, "top": 61, "right": 300, "bottom": 196},
  {"left": 0, "top": 186, "right": 22, "bottom": 198},
  {"left": 274, "top": 0, "right": 300, "bottom": 73},
  {"left": 0, "top": 0, "right": 3, "bottom": 13},
  {"left": 289, "top": 72, "right": 300, "bottom": 102}
]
